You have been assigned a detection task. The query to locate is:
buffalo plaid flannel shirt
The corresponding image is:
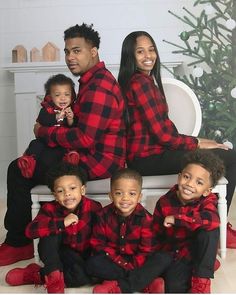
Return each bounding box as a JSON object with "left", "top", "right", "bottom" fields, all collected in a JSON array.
[
  {"left": 125, "top": 72, "right": 198, "bottom": 161},
  {"left": 25, "top": 196, "right": 102, "bottom": 255},
  {"left": 37, "top": 62, "right": 126, "bottom": 179},
  {"left": 90, "top": 202, "right": 154, "bottom": 271},
  {"left": 153, "top": 185, "right": 220, "bottom": 261}
]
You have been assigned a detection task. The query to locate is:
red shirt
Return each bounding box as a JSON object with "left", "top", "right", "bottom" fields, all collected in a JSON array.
[
  {"left": 38, "top": 62, "right": 126, "bottom": 179},
  {"left": 153, "top": 185, "right": 220, "bottom": 261},
  {"left": 125, "top": 72, "right": 198, "bottom": 161}
]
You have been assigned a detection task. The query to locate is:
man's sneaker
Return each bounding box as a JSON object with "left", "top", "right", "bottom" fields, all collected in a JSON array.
[
  {"left": 93, "top": 280, "right": 121, "bottom": 293},
  {"left": 143, "top": 277, "right": 165, "bottom": 293},
  {"left": 190, "top": 277, "right": 211, "bottom": 293},
  {"left": 5, "top": 263, "right": 41, "bottom": 286},
  {"left": 44, "top": 270, "right": 65, "bottom": 293},
  {"left": 63, "top": 151, "right": 80, "bottom": 165},
  {"left": 0, "top": 243, "right": 34, "bottom": 266},
  {"left": 214, "top": 258, "right": 221, "bottom": 271},
  {"left": 227, "top": 222, "right": 236, "bottom": 248},
  {"left": 17, "top": 155, "right": 36, "bottom": 178}
]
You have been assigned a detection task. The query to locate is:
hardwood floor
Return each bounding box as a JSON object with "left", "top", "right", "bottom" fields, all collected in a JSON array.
[{"left": 0, "top": 196, "right": 236, "bottom": 293}]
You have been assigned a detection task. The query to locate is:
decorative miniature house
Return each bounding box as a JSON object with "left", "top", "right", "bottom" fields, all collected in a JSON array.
[
  {"left": 42, "top": 42, "right": 60, "bottom": 61},
  {"left": 30, "top": 47, "right": 41, "bottom": 62},
  {"left": 12, "top": 45, "right": 27, "bottom": 63}
]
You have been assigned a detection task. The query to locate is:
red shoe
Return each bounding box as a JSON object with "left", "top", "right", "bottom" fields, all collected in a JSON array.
[
  {"left": 214, "top": 258, "right": 221, "bottom": 271},
  {"left": 63, "top": 151, "right": 80, "bottom": 165},
  {"left": 227, "top": 222, "right": 236, "bottom": 248},
  {"left": 44, "top": 270, "right": 65, "bottom": 293},
  {"left": 93, "top": 280, "right": 121, "bottom": 293},
  {"left": 190, "top": 277, "right": 211, "bottom": 293},
  {"left": 143, "top": 277, "right": 165, "bottom": 293},
  {"left": 0, "top": 243, "right": 34, "bottom": 266},
  {"left": 17, "top": 155, "right": 36, "bottom": 178},
  {"left": 5, "top": 263, "right": 41, "bottom": 286}
]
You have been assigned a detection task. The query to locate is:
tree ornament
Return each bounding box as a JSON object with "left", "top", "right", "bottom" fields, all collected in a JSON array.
[
  {"left": 180, "top": 31, "right": 190, "bottom": 41},
  {"left": 223, "top": 140, "right": 233, "bottom": 149},
  {"left": 204, "top": 4, "right": 214, "bottom": 15},
  {"left": 209, "top": 102, "right": 214, "bottom": 111},
  {"left": 231, "top": 87, "right": 236, "bottom": 98},
  {"left": 216, "top": 87, "right": 222, "bottom": 94},
  {"left": 225, "top": 18, "right": 236, "bottom": 30},
  {"left": 215, "top": 130, "right": 222, "bottom": 137},
  {"left": 192, "top": 67, "right": 203, "bottom": 78}
]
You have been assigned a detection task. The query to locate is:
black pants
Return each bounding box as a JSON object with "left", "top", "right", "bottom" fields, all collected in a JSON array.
[
  {"left": 4, "top": 147, "right": 64, "bottom": 246},
  {"left": 163, "top": 228, "right": 219, "bottom": 293},
  {"left": 86, "top": 251, "right": 172, "bottom": 293},
  {"left": 128, "top": 148, "right": 236, "bottom": 213},
  {"left": 38, "top": 235, "right": 92, "bottom": 287}
]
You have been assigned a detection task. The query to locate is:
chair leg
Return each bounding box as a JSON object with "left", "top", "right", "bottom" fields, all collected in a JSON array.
[
  {"left": 217, "top": 188, "right": 227, "bottom": 259},
  {"left": 31, "top": 194, "right": 41, "bottom": 262}
]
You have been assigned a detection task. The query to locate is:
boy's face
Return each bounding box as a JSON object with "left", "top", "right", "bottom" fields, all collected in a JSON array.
[
  {"left": 50, "top": 84, "right": 72, "bottom": 109},
  {"left": 109, "top": 178, "right": 142, "bottom": 217},
  {"left": 177, "top": 163, "right": 212, "bottom": 205},
  {"left": 53, "top": 175, "right": 85, "bottom": 211}
]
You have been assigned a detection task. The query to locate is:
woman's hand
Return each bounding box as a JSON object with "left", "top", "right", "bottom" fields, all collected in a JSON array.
[{"left": 197, "top": 138, "right": 229, "bottom": 150}]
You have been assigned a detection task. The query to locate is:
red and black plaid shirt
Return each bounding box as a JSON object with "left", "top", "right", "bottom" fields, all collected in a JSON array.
[
  {"left": 25, "top": 196, "right": 102, "bottom": 256},
  {"left": 153, "top": 185, "right": 220, "bottom": 261},
  {"left": 38, "top": 62, "right": 126, "bottom": 179},
  {"left": 90, "top": 202, "right": 154, "bottom": 271},
  {"left": 125, "top": 72, "right": 198, "bottom": 161}
]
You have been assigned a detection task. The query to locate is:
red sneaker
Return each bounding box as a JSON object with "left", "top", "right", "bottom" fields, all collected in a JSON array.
[
  {"left": 143, "top": 277, "right": 165, "bottom": 293},
  {"left": 93, "top": 280, "right": 121, "bottom": 293},
  {"left": 44, "top": 270, "right": 65, "bottom": 293},
  {"left": 63, "top": 151, "right": 80, "bottom": 165},
  {"left": 5, "top": 263, "right": 41, "bottom": 286},
  {"left": 0, "top": 243, "right": 34, "bottom": 266},
  {"left": 17, "top": 155, "right": 36, "bottom": 178},
  {"left": 214, "top": 258, "right": 221, "bottom": 271},
  {"left": 227, "top": 222, "right": 236, "bottom": 248},
  {"left": 190, "top": 277, "right": 211, "bottom": 293}
]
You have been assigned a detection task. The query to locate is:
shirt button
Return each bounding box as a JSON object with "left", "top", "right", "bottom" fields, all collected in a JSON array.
[
  {"left": 121, "top": 236, "right": 124, "bottom": 239},
  {"left": 118, "top": 261, "right": 121, "bottom": 264},
  {"left": 106, "top": 252, "right": 109, "bottom": 256}
]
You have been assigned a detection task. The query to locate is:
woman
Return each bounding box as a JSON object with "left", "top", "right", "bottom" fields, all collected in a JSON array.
[{"left": 118, "top": 30, "right": 236, "bottom": 248}]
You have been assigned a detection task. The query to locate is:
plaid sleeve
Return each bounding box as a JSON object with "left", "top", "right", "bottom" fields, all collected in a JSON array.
[
  {"left": 131, "top": 76, "right": 198, "bottom": 150},
  {"left": 25, "top": 202, "right": 65, "bottom": 239}
]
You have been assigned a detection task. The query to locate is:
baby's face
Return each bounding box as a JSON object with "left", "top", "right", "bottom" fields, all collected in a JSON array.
[
  {"left": 177, "top": 164, "right": 212, "bottom": 205},
  {"left": 50, "top": 84, "right": 72, "bottom": 109}
]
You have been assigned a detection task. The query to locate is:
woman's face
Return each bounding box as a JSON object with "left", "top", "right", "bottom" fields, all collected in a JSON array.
[{"left": 134, "top": 35, "right": 157, "bottom": 75}]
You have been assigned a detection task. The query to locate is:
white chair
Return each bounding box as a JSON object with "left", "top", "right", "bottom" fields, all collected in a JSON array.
[{"left": 31, "top": 77, "right": 228, "bottom": 261}]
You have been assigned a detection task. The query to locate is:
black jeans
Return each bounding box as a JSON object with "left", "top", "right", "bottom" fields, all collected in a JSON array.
[
  {"left": 128, "top": 148, "right": 236, "bottom": 213},
  {"left": 38, "top": 235, "right": 91, "bottom": 287},
  {"left": 163, "top": 228, "right": 219, "bottom": 293},
  {"left": 86, "top": 251, "right": 172, "bottom": 293}
]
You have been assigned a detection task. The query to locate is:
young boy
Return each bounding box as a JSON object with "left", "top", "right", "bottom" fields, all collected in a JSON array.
[
  {"left": 5, "top": 162, "right": 102, "bottom": 293},
  {"left": 86, "top": 168, "right": 172, "bottom": 293},
  {"left": 153, "top": 149, "right": 225, "bottom": 293},
  {"left": 17, "top": 74, "right": 79, "bottom": 178}
]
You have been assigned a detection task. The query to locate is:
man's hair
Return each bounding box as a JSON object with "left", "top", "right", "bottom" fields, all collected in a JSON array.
[
  {"left": 64, "top": 23, "right": 100, "bottom": 49},
  {"left": 110, "top": 168, "right": 143, "bottom": 188},
  {"left": 44, "top": 74, "right": 76, "bottom": 100},
  {"left": 46, "top": 162, "right": 87, "bottom": 192},
  {"left": 181, "top": 150, "right": 225, "bottom": 187}
]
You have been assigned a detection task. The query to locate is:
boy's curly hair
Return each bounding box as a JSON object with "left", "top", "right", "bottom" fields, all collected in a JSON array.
[
  {"left": 181, "top": 149, "right": 225, "bottom": 187},
  {"left": 110, "top": 167, "right": 143, "bottom": 188},
  {"left": 46, "top": 162, "right": 87, "bottom": 192},
  {"left": 64, "top": 23, "right": 100, "bottom": 49}
]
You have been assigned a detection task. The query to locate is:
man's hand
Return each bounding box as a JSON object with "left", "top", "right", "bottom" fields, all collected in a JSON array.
[{"left": 34, "top": 122, "right": 42, "bottom": 137}]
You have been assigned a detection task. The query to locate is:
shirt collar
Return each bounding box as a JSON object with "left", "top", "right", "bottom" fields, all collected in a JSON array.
[{"left": 79, "top": 61, "right": 105, "bottom": 85}]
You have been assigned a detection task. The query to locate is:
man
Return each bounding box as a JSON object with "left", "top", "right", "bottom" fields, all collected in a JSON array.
[{"left": 0, "top": 23, "right": 126, "bottom": 266}]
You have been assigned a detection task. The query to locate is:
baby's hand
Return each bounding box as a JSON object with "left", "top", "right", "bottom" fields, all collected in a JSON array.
[
  {"left": 65, "top": 107, "right": 74, "bottom": 120},
  {"left": 163, "top": 215, "right": 175, "bottom": 228},
  {"left": 56, "top": 109, "right": 66, "bottom": 122},
  {"left": 64, "top": 213, "right": 78, "bottom": 227}
]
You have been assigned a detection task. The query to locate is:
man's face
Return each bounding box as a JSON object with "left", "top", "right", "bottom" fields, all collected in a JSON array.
[{"left": 64, "top": 37, "right": 97, "bottom": 76}]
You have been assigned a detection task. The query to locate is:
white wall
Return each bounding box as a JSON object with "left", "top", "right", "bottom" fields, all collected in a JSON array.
[{"left": 0, "top": 0, "right": 202, "bottom": 198}]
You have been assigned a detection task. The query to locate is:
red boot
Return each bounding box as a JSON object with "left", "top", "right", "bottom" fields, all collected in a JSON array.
[
  {"left": 227, "top": 222, "right": 236, "bottom": 248},
  {"left": 5, "top": 263, "right": 42, "bottom": 286},
  {"left": 190, "top": 277, "right": 211, "bottom": 293},
  {"left": 0, "top": 243, "right": 34, "bottom": 266},
  {"left": 93, "top": 280, "right": 121, "bottom": 293},
  {"left": 63, "top": 151, "right": 80, "bottom": 165},
  {"left": 44, "top": 270, "right": 65, "bottom": 293},
  {"left": 17, "top": 155, "right": 36, "bottom": 178},
  {"left": 143, "top": 277, "right": 165, "bottom": 293}
]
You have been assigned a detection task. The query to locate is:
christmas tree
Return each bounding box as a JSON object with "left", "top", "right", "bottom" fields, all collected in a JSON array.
[{"left": 163, "top": 0, "right": 236, "bottom": 148}]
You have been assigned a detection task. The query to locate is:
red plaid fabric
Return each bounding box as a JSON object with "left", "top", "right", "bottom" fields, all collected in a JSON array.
[
  {"left": 125, "top": 72, "right": 198, "bottom": 161},
  {"left": 90, "top": 203, "right": 154, "bottom": 270},
  {"left": 38, "top": 62, "right": 126, "bottom": 180},
  {"left": 25, "top": 196, "right": 102, "bottom": 255},
  {"left": 153, "top": 185, "right": 220, "bottom": 261}
]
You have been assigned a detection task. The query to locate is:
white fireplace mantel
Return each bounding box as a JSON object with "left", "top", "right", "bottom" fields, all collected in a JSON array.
[{"left": 4, "top": 61, "right": 182, "bottom": 156}]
